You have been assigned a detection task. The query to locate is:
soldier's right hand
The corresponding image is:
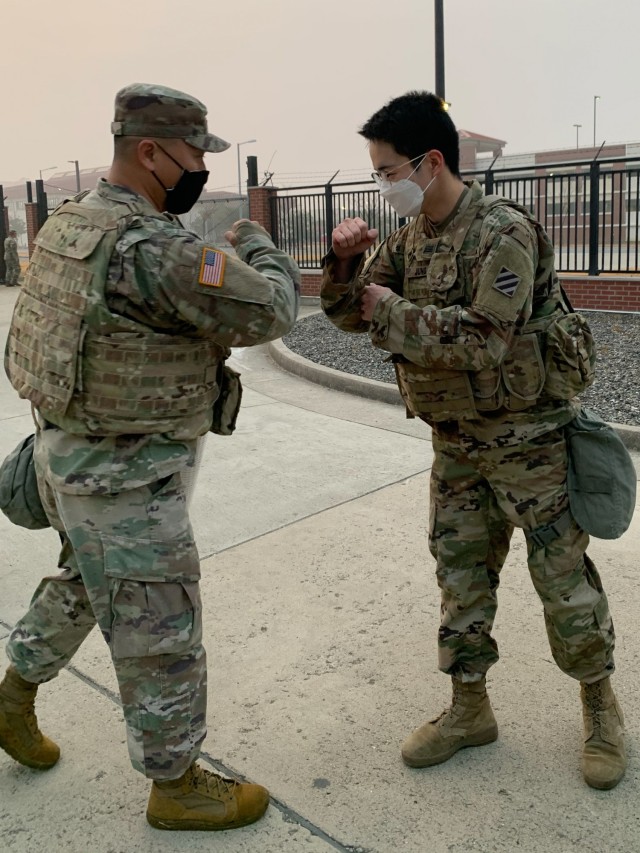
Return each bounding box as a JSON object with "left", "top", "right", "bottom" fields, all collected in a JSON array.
[{"left": 332, "top": 218, "right": 378, "bottom": 259}]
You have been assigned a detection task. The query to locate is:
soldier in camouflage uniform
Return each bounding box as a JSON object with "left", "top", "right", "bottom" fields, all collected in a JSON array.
[
  {"left": 3, "top": 229, "right": 20, "bottom": 285},
  {"left": 0, "top": 83, "right": 300, "bottom": 830},
  {"left": 321, "top": 91, "right": 625, "bottom": 790}
]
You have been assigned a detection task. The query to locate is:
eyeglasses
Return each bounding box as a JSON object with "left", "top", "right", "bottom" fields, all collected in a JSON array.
[{"left": 371, "top": 151, "right": 429, "bottom": 185}]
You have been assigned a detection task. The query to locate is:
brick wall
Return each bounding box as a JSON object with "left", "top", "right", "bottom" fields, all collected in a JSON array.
[
  {"left": 561, "top": 277, "right": 640, "bottom": 313},
  {"left": 248, "top": 186, "right": 276, "bottom": 236},
  {"left": 301, "top": 272, "right": 322, "bottom": 297},
  {"left": 25, "top": 202, "right": 40, "bottom": 257}
]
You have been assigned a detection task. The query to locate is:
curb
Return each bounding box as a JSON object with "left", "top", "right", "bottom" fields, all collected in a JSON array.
[
  {"left": 268, "top": 338, "right": 402, "bottom": 406},
  {"left": 268, "top": 338, "right": 640, "bottom": 452}
]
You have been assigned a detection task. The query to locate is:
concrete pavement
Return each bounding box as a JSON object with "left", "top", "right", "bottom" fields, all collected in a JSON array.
[{"left": 0, "top": 287, "right": 639, "bottom": 853}]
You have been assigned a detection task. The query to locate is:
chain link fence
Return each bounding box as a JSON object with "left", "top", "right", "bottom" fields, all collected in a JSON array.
[{"left": 181, "top": 197, "right": 247, "bottom": 246}]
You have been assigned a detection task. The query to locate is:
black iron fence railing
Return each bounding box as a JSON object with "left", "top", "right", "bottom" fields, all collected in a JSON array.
[{"left": 271, "top": 156, "right": 640, "bottom": 275}]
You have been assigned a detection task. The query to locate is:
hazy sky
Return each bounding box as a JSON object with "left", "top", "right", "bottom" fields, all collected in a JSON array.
[{"left": 2, "top": 0, "right": 638, "bottom": 192}]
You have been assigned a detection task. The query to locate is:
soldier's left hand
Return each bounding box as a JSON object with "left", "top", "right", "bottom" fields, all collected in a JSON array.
[{"left": 361, "top": 283, "right": 393, "bottom": 321}]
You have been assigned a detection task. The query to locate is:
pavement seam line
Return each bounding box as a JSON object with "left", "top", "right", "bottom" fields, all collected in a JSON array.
[
  {"left": 197, "top": 466, "right": 431, "bottom": 562},
  {"left": 197, "top": 746, "right": 365, "bottom": 853},
  {"left": 0, "top": 618, "right": 368, "bottom": 852}
]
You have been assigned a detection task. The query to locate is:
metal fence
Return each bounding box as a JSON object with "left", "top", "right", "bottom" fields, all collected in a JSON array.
[
  {"left": 182, "top": 197, "right": 247, "bottom": 247},
  {"left": 271, "top": 155, "right": 640, "bottom": 275}
]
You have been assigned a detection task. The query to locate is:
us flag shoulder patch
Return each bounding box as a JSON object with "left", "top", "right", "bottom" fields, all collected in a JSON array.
[
  {"left": 493, "top": 267, "right": 520, "bottom": 297},
  {"left": 198, "top": 247, "right": 226, "bottom": 287}
]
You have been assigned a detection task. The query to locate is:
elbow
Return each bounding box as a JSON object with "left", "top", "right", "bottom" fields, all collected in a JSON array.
[
  {"left": 269, "top": 314, "right": 297, "bottom": 341},
  {"left": 263, "top": 298, "right": 299, "bottom": 342}
]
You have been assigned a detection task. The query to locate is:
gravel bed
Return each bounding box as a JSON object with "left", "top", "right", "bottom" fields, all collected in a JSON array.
[{"left": 284, "top": 310, "right": 640, "bottom": 426}]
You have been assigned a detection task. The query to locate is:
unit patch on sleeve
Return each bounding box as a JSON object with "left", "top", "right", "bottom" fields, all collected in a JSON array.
[
  {"left": 492, "top": 267, "right": 520, "bottom": 298},
  {"left": 198, "top": 247, "right": 226, "bottom": 287}
]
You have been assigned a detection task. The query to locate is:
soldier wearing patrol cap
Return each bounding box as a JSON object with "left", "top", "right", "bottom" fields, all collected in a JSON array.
[
  {"left": 3, "top": 229, "right": 20, "bottom": 286},
  {"left": 0, "top": 83, "right": 300, "bottom": 831},
  {"left": 322, "top": 91, "right": 625, "bottom": 791}
]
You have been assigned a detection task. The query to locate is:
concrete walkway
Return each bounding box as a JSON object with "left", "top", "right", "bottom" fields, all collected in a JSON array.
[{"left": 0, "top": 288, "right": 638, "bottom": 853}]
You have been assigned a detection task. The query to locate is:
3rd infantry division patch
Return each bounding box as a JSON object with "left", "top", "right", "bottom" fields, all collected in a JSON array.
[
  {"left": 493, "top": 267, "right": 520, "bottom": 297},
  {"left": 198, "top": 247, "right": 226, "bottom": 287}
]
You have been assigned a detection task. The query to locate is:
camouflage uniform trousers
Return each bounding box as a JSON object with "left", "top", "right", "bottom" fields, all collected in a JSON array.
[
  {"left": 429, "top": 425, "right": 615, "bottom": 685},
  {"left": 6, "top": 442, "right": 207, "bottom": 781},
  {"left": 4, "top": 256, "right": 20, "bottom": 285}
]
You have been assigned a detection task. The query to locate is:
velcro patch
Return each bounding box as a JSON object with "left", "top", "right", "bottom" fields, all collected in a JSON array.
[
  {"left": 198, "top": 247, "right": 226, "bottom": 287},
  {"left": 493, "top": 267, "right": 520, "bottom": 297}
]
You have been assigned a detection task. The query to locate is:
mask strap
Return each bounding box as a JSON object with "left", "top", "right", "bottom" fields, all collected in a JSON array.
[
  {"left": 156, "top": 143, "right": 185, "bottom": 170},
  {"left": 407, "top": 154, "right": 428, "bottom": 181},
  {"left": 152, "top": 171, "right": 169, "bottom": 192},
  {"left": 152, "top": 143, "right": 186, "bottom": 193}
]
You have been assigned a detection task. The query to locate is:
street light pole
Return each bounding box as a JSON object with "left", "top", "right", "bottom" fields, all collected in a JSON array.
[
  {"left": 434, "top": 0, "right": 445, "bottom": 100},
  {"left": 573, "top": 123, "right": 582, "bottom": 149},
  {"left": 593, "top": 95, "right": 600, "bottom": 147},
  {"left": 39, "top": 165, "right": 57, "bottom": 181},
  {"left": 68, "top": 160, "right": 81, "bottom": 192}
]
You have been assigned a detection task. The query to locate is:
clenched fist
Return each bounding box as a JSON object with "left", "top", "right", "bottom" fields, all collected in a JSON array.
[{"left": 332, "top": 218, "right": 378, "bottom": 259}]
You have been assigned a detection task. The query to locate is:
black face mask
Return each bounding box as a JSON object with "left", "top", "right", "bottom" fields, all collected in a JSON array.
[{"left": 153, "top": 144, "right": 209, "bottom": 214}]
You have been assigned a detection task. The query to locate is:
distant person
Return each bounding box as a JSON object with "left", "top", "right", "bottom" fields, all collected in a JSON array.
[
  {"left": 0, "top": 83, "right": 300, "bottom": 831},
  {"left": 321, "top": 91, "right": 625, "bottom": 790},
  {"left": 3, "top": 229, "right": 20, "bottom": 285}
]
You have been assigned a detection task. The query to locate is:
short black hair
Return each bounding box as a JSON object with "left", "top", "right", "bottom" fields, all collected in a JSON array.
[
  {"left": 359, "top": 91, "right": 460, "bottom": 177},
  {"left": 113, "top": 135, "right": 143, "bottom": 159}
]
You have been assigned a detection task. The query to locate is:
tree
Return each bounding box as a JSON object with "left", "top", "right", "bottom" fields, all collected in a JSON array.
[{"left": 9, "top": 217, "right": 26, "bottom": 238}]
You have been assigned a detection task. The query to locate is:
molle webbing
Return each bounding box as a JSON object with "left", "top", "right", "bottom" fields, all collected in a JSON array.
[
  {"left": 392, "top": 191, "right": 561, "bottom": 422},
  {"left": 7, "top": 244, "right": 93, "bottom": 413},
  {"left": 79, "top": 336, "right": 220, "bottom": 418},
  {"left": 6, "top": 196, "right": 222, "bottom": 435},
  {"left": 395, "top": 362, "right": 474, "bottom": 420}
]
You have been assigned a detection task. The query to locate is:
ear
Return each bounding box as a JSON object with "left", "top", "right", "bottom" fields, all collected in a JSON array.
[
  {"left": 137, "top": 139, "right": 158, "bottom": 172},
  {"left": 426, "top": 149, "right": 445, "bottom": 175}
]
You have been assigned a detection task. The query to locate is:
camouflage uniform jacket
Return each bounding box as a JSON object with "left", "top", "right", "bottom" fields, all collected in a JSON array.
[
  {"left": 321, "top": 181, "right": 580, "bottom": 445},
  {"left": 6, "top": 180, "right": 300, "bottom": 494},
  {"left": 4, "top": 236, "right": 19, "bottom": 262}
]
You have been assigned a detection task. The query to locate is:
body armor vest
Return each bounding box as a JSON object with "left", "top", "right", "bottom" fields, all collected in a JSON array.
[
  {"left": 386, "top": 191, "right": 569, "bottom": 423},
  {"left": 6, "top": 192, "right": 222, "bottom": 437}
]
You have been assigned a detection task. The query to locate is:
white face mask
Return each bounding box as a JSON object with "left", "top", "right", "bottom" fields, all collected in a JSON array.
[{"left": 378, "top": 172, "right": 437, "bottom": 218}]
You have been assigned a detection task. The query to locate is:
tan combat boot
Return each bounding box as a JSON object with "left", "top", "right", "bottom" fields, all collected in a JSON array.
[
  {"left": 0, "top": 666, "right": 60, "bottom": 770},
  {"left": 402, "top": 677, "right": 498, "bottom": 767},
  {"left": 581, "top": 677, "right": 626, "bottom": 790},
  {"left": 146, "top": 763, "right": 270, "bottom": 831}
]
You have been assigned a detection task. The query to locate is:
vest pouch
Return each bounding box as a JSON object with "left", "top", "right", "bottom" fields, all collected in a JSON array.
[
  {"left": 470, "top": 365, "right": 503, "bottom": 412},
  {"left": 544, "top": 312, "right": 595, "bottom": 400},
  {"left": 425, "top": 252, "right": 457, "bottom": 291},
  {"left": 408, "top": 251, "right": 465, "bottom": 308},
  {"left": 210, "top": 363, "right": 243, "bottom": 436},
  {"left": 501, "top": 333, "right": 545, "bottom": 412},
  {"left": 395, "top": 361, "right": 475, "bottom": 422}
]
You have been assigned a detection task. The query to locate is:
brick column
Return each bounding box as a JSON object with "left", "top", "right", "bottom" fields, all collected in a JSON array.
[
  {"left": 25, "top": 202, "right": 40, "bottom": 258},
  {"left": 0, "top": 198, "right": 7, "bottom": 282},
  {"left": 248, "top": 185, "right": 278, "bottom": 238}
]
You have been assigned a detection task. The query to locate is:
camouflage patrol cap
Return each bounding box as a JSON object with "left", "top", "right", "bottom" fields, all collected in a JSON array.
[{"left": 111, "top": 83, "right": 230, "bottom": 153}]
